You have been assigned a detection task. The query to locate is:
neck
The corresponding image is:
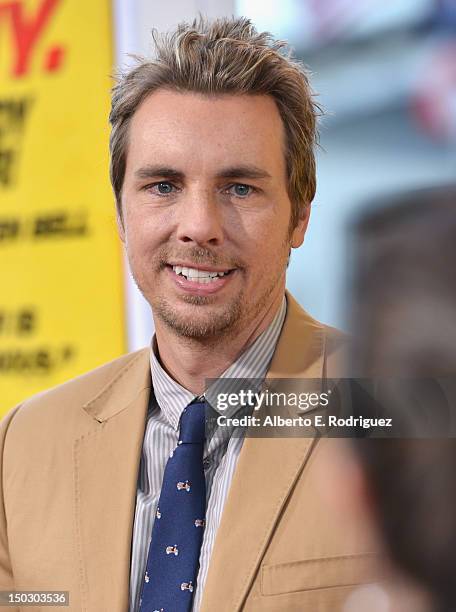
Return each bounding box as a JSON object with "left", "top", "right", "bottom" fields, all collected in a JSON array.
[{"left": 153, "top": 291, "right": 285, "bottom": 395}]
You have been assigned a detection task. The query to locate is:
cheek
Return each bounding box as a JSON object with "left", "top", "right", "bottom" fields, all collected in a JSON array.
[
  {"left": 124, "top": 228, "right": 160, "bottom": 276},
  {"left": 124, "top": 208, "right": 173, "bottom": 254},
  {"left": 242, "top": 229, "right": 289, "bottom": 280},
  {"left": 235, "top": 206, "right": 287, "bottom": 242},
  {"left": 248, "top": 215, "right": 290, "bottom": 251}
]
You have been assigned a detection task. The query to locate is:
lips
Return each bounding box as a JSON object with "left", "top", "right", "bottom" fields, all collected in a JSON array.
[
  {"left": 171, "top": 264, "right": 233, "bottom": 283},
  {"left": 166, "top": 264, "right": 236, "bottom": 295}
]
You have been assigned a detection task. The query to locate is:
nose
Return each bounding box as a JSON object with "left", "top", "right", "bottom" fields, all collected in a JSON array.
[{"left": 176, "top": 189, "right": 224, "bottom": 246}]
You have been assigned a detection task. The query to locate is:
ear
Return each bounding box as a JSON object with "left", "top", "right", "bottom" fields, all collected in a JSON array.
[
  {"left": 290, "top": 203, "right": 311, "bottom": 248},
  {"left": 116, "top": 207, "right": 126, "bottom": 244}
]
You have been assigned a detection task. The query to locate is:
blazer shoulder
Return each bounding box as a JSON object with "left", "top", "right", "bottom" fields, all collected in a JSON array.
[
  {"left": 323, "top": 322, "right": 349, "bottom": 347},
  {"left": 322, "top": 324, "right": 351, "bottom": 377},
  {"left": 2, "top": 347, "right": 150, "bottom": 434}
]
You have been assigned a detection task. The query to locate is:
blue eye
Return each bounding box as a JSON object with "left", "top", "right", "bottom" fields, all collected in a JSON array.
[
  {"left": 156, "top": 182, "right": 173, "bottom": 194},
  {"left": 231, "top": 184, "right": 251, "bottom": 197}
]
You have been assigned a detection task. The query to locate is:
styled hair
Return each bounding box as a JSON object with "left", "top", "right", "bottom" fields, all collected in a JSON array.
[{"left": 109, "top": 16, "right": 321, "bottom": 229}]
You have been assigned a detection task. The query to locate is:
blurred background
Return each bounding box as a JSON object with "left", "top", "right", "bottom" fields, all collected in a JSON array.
[{"left": 1, "top": 0, "right": 455, "bottom": 408}]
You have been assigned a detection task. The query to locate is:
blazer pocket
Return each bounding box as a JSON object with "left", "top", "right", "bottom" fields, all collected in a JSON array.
[{"left": 261, "top": 553, "right": 380, "bottom": 596}]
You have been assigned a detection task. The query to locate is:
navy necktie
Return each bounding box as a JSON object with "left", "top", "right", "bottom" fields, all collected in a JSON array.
[{"left": 139, "top": 400, "right": 207, "bottom": 612}]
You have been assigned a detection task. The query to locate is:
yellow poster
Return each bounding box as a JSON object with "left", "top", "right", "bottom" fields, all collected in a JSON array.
[{"left": 0, "top": 0, "right": 126, "bottom": 412}]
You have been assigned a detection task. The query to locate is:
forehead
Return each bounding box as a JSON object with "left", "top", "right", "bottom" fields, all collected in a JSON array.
[{"left": 126, "top": 89, "right": 287, "bottom": 175}]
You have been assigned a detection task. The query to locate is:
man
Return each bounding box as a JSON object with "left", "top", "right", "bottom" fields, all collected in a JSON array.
[{"left": 0, "top": 17, "right": 378, "bottom": 612}]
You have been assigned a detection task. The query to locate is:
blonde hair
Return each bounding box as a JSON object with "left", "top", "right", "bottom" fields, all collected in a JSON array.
[{"left": 109, "top": 16, "right": 321, "bottom": 229}]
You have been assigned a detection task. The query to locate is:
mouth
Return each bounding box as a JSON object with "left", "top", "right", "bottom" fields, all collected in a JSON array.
[
  {"left": 169, "top": 264, "right": 235, "bottom": 284},
  {"left": 165, "top": 263, "right": 237, "bottom": 295}
]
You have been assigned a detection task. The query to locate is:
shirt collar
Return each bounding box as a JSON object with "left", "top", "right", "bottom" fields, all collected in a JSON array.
[{"left": 150, "top": 295, "right": 287, "bottom": 430}]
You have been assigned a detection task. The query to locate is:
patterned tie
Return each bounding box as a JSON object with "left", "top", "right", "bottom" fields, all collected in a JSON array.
[{"left": 139, "top": 400, "right": 207, "bottom": 612}]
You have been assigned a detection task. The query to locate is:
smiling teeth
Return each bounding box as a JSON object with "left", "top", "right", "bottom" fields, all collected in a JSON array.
[{"left": 172, "top": 265, "right": 228, "bottom": 282}]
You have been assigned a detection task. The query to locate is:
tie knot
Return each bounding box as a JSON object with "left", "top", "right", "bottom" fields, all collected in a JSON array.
[{"left": 179, "top": 400, "right": 206, "bottom": 444}]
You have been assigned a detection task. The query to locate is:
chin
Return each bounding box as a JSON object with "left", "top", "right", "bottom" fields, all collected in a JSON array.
[{"left": 153, "top": 295, "right": 242, "bottom": 340}]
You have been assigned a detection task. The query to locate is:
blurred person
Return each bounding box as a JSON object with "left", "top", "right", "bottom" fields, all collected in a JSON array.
[
  {"left": 0, "top": 17, "right": 379, "bottom": 612},
  {"left": 321, "top": 186, "right": 456, "bottom": 612},
  {"left": 352, "top": 185, "right": 456, "bottom": 378}
]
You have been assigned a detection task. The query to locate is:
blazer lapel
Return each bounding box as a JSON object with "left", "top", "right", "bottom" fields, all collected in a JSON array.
[
  {"left": 74, "top": 348, "right": 151, "bottom": 611},
  {"left": 201, "top": 292, "right": 326, "bottom": 612}
]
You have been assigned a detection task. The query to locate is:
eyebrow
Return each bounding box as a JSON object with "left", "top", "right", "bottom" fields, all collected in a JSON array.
[
  {"left": 134, "top": 164, "right": 271, "bottom": 182},
  {"left": 134, "top": 166, "right": 184, "bottom": 181},
  {"left": 215, "top": 165, "right": 271, "bottom": 181}
]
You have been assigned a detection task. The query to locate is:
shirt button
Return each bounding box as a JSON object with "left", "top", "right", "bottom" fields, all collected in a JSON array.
[{"left": 203, "top": 457, "right": 211, "bottom": 469}]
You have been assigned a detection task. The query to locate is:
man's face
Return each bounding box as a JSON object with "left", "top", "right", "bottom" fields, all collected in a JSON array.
[{"left": 119, "top": 89, "right": 309, "bottom": 340}]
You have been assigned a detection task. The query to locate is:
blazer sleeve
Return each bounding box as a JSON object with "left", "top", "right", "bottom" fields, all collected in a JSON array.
[{"left": 0, "top": 405, "right": 21, "bottom": 611}]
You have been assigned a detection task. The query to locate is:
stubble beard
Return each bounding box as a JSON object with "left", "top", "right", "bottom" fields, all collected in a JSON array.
[
  {"left": 132, "top": 238, "right": 291, "bottom": 343},
  {"left": 153, "top": 291, "right": 244, "bottom": 341},
  {"left": 152, "top": 262, "right": 288, "bottom": 344}
]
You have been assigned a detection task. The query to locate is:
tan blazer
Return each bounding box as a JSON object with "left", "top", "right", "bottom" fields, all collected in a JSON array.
[{"left": 0, "top": 292, "right": 379, "bottom": 611}]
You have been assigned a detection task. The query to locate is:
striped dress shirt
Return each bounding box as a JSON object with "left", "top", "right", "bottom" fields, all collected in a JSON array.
[{"left": 129, "top": 296, "right": 287, "bottom": 611}]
